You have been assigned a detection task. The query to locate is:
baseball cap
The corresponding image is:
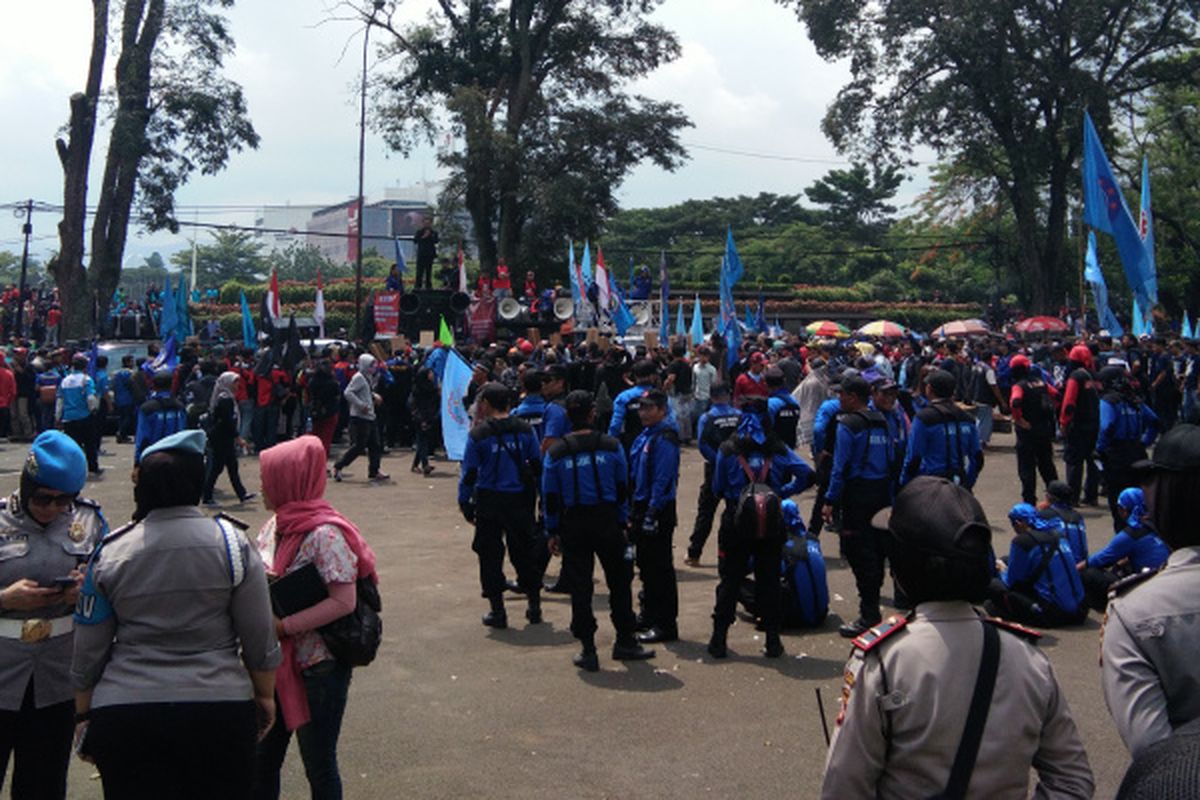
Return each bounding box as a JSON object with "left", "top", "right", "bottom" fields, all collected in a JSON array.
[
  {"left": 750, "top": 352, "right": 767, "bottom": 365},
  {"left": 872, "top": 476, "right": 992, "bottom": 559},
  {"left": 841, "top": 375, "right": 871, "bottom": 399},
  {"left": 926, "top": 369, "right": 957, "bottom": 398},
  {"left": 1134, "top": 423, "right": 1200, "bottom": 473},
  {"left": 1009, "top": 354, "right": 1031, "bottom": 370},
  {"left": 564, "top": 389, "right": 595, "bottom": 412}
]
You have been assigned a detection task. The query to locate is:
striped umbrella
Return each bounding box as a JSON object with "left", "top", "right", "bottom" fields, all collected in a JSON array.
[
  {"left": 931, "top": 319, "right": 990, "bottom": 337},
  {"left": 855, "top": 319, "right": 909, "bottom": 338},
  {"left": 805, "top": 319, "right": 851, "bottom": 338}
]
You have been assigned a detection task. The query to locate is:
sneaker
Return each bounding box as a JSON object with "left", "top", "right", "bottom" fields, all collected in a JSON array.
[
  {"left": 684, "top": 555, "right": 701, "bottom": 567},
  {"left": 333, "top": 468, "right": 343, "bottom": 482},
  {"left": 238, "top": 493, "right": 257, "bottom": 504},
  {"left": 369, "top": 471, "right": 390, "bottom": 482}
]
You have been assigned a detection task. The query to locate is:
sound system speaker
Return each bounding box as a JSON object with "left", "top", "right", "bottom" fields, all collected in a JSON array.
[{"left": 399, "top": 289, "right": 469, "bottom": 340}]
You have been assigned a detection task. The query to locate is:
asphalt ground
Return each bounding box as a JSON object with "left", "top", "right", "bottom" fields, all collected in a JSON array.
[{"left": 3, "top": 429, "right": 1130, "bottom": 798}]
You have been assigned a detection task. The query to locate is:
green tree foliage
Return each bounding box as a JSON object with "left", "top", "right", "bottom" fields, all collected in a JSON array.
[
  {"left": 783, "top": 0, "right": 1200, "bottom": 312},
  {"left": 55, "top": 0, "right": 259, "bottom": 337},
  {"left": 263, "top": 242, "right": 350, "bottom": 283},
  {"left": 369, "top": 0, "right": 691, "bottom": 280},
  {"left": 170, "top": 229, "right": 265, "bottom": 286},
  {"left": 804, "top": 163, "right": 903, "bottom": 244}
]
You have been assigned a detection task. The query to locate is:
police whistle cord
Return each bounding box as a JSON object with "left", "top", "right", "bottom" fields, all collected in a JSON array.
[{"left": 815, "top": 687, "right": 830, "bottom": 748}]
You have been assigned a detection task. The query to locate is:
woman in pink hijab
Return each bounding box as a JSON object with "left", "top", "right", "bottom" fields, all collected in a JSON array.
[{"left": 253, "top": 435, "right": 377, "bottom": 800}]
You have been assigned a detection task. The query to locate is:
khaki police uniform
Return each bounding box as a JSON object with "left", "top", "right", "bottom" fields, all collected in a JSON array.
[
  {"left": 822, "top": 600, "right": 1093, "bottom": 799},
  {"left": 1101, "top": 545, "right": 1200, "bottom": 757},
  {"left": 0, "top": 493, "right": 104, "bottom": 710}
]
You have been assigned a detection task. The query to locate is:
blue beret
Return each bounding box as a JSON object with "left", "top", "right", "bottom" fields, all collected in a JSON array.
[
  {"left": 141, "top": 429, "right": 208, "bottom": 460},
  {"left": 24, "top": 431, "right": 87, "bottom": 494}
]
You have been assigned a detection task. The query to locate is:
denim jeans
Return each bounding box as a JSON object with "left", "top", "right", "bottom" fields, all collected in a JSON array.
[
  {"left": 974, "top": 403, "right": 994, "bottom": 445},
  {"left": 255, "top": 660, "right": 353, "bottom": 800}
]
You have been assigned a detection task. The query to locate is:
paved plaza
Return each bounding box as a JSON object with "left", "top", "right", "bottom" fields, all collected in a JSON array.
[{"left": 10, "top": 430, "right": 1130, "bottom": 798}]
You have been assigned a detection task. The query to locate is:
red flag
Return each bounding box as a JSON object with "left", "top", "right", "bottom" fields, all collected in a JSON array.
[
  {"left": 596, "top": 247, "right": 611, "bottom": 310},
  {"left": 267, "top": 268, "right": 281, "bottom": 323}
]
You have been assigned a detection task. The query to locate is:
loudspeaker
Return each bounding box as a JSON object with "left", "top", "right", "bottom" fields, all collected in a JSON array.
[{"left": 398, "top": 289, "right": 465, "bottom": 340}]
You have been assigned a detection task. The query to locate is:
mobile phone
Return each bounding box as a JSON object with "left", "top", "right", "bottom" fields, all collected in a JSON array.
[{"left": 41, "top": 577, "right": 77, "bottom": 589}]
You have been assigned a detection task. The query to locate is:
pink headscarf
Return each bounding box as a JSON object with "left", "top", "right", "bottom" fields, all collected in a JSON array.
[{"left": 259, "top": 435, "right": 377, "bottom": 730}]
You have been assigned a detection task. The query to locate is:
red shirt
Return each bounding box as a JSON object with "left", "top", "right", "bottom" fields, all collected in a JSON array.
[{"left": 733, "top": 371, "right": 769, "bottom": 406}]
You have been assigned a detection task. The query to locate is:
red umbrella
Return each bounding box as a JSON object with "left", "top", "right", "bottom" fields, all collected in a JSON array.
[
  {"left": 931, "top": 319, "right": 990, "bottom": 337},
  {"left": 1013, "top": 316, "right": 1069, "bottom": 334}
]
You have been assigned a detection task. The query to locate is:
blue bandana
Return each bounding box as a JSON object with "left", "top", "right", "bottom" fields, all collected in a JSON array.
[
  {"left": 1008, "top": 502, "right": 1053, "bottom": 531},
  {"left": 1117, "top": 487, "right": 1147, "bottom": 528},
  {"left": 737, "top": 411, "right": 767, "bottom": 445}
]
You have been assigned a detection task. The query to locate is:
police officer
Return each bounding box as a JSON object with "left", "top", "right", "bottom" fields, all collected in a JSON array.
[
  {"left": 686, "top": 383, "right": 739, "bottom": 566},
  {"left": 608, "top": 360, "right": 660, "bottom": 452},
  {"left": 1097, "top": 365, "right": 1159, "bottom": 526},
  {"left": 0, "top": 431, "right": 106, "bottom": 799},
  {"left": 822, "top": 375, "right": 895, "bottom": 638},
  {"left": 1102, "top": 423, "right": 1200, "bottom": 757},
  {"left": 765, "top": 367, "right": 800, "bottom": 449},
  {"left": 542, "top": 391, "right": 654, "bottom": 671},
  {"left": 707, "top": 404, "right": 814, "bottom": 659},
  {"left": 458, "top": 383, "right": 543, "bottom": 629},
  {"left": 901, "top": 368, "right": 983, "bottom": 489},
  {"left": 628, "top": 389, "right": 680, "bottom": 643},
  {"left": 822, "top": 477, "right": 1094, "bottom": 799},
  {"left": 1059, "top": 345, "right": 1101, "bottom": 505},
  {"left": 987, "top": 503, "right": 1087, "bottom": 628}
]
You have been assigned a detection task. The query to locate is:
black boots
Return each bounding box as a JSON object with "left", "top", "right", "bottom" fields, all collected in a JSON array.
[
  {"left": 482, "top": 596, "right": 508, "bottom": 629},
  {"left": 707, "top": 626, "right": 728, "bottom": 659},
  {"left": 525, "top": 592, "right": 543, "bottom": 624},
  {"left": 611, "top": 635, "right": 656, "bottom": 661},
  {"left": 574, "top": 636, "right": 599, "bottom": 672},
  {"left": 763, "top": 631, "right": 784, "bottom": 658}
]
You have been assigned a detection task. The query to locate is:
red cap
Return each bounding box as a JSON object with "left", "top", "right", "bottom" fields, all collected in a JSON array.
[
  {"left": 1010, "top": 354, "right": 1031, "bottom": 370},
  {"left": 750, "top": 352, "right": 767, "bottom": 365},
  {"left": 1068, "top": 344, "right": 1093, "bottom": 369}
]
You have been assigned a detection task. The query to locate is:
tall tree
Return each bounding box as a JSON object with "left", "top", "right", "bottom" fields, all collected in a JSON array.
[
  {"left": 368, "top": 0, "right": 691, "bottom": 277},
  {"left": 170, "top": 229, "right": 266, "bottom": 286},
  {"left": 784, "top": 0, "right": 1200, "bottom": 311},
  {"left": 804, "top": 163, "right": 903, "bottom": 245},
  {"left": 55, "top": 0, "right": 259, "bottom": 337}
]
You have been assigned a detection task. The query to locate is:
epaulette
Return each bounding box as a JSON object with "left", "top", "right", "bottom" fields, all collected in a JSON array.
[
  {"left": 214, "top": 511, "right": 250, "bottom": 531},
  {"left": 982, "top": 616, "right": 1042, "bottom": 642},
  {"left": 101, "top": 520, "right": 138, "bottom": 543},
  {"left": 1107, "top": 567, "right": 1160, "bottom": 600},
  {"left": 74, "top": 496, "right": 101, "bottom": 510},
  {"left": 851, "top": 615, "right": 909, "bottom": 653}
]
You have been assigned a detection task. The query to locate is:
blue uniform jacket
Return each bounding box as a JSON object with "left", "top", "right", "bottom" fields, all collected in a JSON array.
[
  {"left": 1039, "top": 505, "right": 1089, "bottom": 562},
  {"left": 901, "top": 401, "right": 982, "bottom": 488},
  {"left": 629, "top": 421, "right": 680, "bottom": 512},
  {"left": 872, "top": 402, "right": 910, "bottom": 475},
  {"left": 1087, "top": 525, "right": 1170, "bottom": 572},
  {"left": 825, "top": 411, "right": 892, "bottom": 504},
  {"left": 541, "top": 432, "right": 629, "bottom": 533},
  {"left": 457, "top": 417, "right": 541, "bottom": 504},
  {"left": 768, "top": 390, "right": 801, "bottom": 443},
  {"left": 58, "top": 372, "right": 95, "bottom": 423},
  {"left": 1002, "top": 530, "right": 1086, "bottom": 614},
  {"left": 697, "top": 403, "right": 740, "bottom": 463},
  {"left": 112, "top": 369, "right": 136, "bottom": 408},
  {"left": 810, "top": 397, "right": 842, "bottom": 459},
  {"left": 711, "top": 445, "right": 814, "bottom": 501},
  {"left": 1096, "top": 397, "right": 1158, "bottom": 455},
  {"left": 513, "top": 394, "right": 568, "bottom": 443},
  {"left": 607, "top": 385, "right": 676, "bottom": 439},
  {"left": 134, "top": 392, "right": 187, "bottom": 465}
]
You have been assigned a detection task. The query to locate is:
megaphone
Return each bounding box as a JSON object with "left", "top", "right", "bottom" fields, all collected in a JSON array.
[
  {"left": 449, "top": 291, "right": 471, "bottom": 315},
  {"left": 553, "top": 297, "right": 575, "bottom": 321},
  {"left": 631, "top": 303, "right": 652, "bottom": 326},
  {"left": 498, "top": 297, "right": 522, "bottom": 321},
  {"left": 399, "top": 293, "right": 421, "bottom": 314}
]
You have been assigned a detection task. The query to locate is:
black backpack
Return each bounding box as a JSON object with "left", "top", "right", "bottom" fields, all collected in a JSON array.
[
  {"left": 732, "top": 456, "right": 784, "bottom": 542},
  {"left": 320, "top": 576, "right": 383, "bottom": 667}
]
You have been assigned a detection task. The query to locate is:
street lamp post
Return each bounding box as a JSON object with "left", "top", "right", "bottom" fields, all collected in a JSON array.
[{"left": 354, "top": 0, "right": 387, "bottom": 342}]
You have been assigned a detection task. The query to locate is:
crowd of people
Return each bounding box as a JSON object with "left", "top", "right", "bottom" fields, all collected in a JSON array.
[{"left": 0, "top": 318, "right": 1199, "bottom": 797}]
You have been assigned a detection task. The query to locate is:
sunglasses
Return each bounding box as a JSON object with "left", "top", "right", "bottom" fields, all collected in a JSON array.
[{"left": 28, "top": 492, "right": 76, "bottom": 509}]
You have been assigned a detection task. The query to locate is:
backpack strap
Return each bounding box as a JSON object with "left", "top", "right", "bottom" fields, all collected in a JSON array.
[{"left": 939, "top": 621, "right": 1001, "bottom": 800}]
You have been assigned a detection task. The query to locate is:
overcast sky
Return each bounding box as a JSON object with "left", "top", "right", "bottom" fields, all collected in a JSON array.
[{"left": 0, "top": 0, "right": 923, "bottom": 267}]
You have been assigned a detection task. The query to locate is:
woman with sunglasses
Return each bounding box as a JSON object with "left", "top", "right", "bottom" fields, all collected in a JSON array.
[{"left": 0, "top": 431, "right": 107, "bottom": 799}]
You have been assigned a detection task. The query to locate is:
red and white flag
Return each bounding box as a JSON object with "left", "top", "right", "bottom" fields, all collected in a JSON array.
[
  {"left": 313, "top": 269, "right": 326, "bottom": 338},
  {"left": 457, "top": 244, "right": 468, "bottom": 293},
  {"left": 266, "top": 268, "right": 281, "bottom": 325},
  {"left": 596, "top": 247, "right": 611, "bottom": 311}
]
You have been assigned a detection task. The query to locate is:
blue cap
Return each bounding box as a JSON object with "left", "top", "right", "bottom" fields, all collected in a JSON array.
[
  {"left": 24, "top": 431, "right": 87, "bottom": 494},
  {"left": 141, "top": 429, "right": 208, "bottom": 460}
]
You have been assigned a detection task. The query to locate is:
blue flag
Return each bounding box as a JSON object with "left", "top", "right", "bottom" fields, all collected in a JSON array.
[
  {"left": 394, "top": 237, "right": 408, "bottom": 273},
  {"left": 723, "top": 226, "right": 744, "bottom": 286},
  {"left": 690, "top": 294, "right": 704, "bottom": 347},
  {"left": 743, "top": 302, "right": 755, "bottom": 332},
  {"left": 612, "top": 285, "right": 636, "bottom": 335},
  {"left": 1182, "top": 311, "right": 1192, "bottom": 340},
  {"left": 160, "top": 277, "right": 178, "bottom": 346},
  {"left": 1139, "top": 156, "right": 1158, "bottom": 304},
  {"left": 723, "top": 316, "right": 742, "bottom": 371},
  {"left": 176, "top": 274, "right": 191, "bottom": 342},
  {"left": 440, "top": 349, "right": 473, "bottom": 461},
  {"left": 422, "top": 345, "right": 448, "bottom": 381},
  {"left": 567, "top": 241, "right": 581, "bottom": 309},
  {"left": 1083, "top": 112, "right": 1156, "bottom": 315},
  {"left": 658, "top": 251, "right": 670, "bottom": 344},
  {"left": 145, "top": 335, "right": 178, "bottom": 376},
  {"left": 675, "top": 298, "right": 686, "bottom": 339},
  {"left": 1132, "top": 297, "right": 1146, "bottom": 338},
  {"left": 581, "top": 241, "right": 593, "bottom": 287},
  {"left": 1084, "top": 232, "right": 1123, "bottom": 338},
  {"left": 239, "top": 290, "right": 257, "bottom": 348}
]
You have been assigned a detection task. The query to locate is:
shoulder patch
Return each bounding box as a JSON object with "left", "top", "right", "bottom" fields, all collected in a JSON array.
[
  {"left": 983, "top": 616, "right": 1042, "bottom": 642},
  {"left": 214, "top": 511, "right": 250, "bottom": 531},
  {"left": 1107, "top": 566, "right": 1161, "bottom": 600},
  {"left": 851, "top": 615, "right": 909, "bottom": 652}
]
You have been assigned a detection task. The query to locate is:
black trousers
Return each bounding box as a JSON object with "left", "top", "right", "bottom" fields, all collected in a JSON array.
[
  {"left": 415, "top": 259, "right": 434, "bottom": 290},
  {"left": 632, "top": 502, "right": 679, "bottom": 633},
  {"left": 63, "top": 416, "right": 98, "bottom": 472},
  {"left": 808, "top": 455, "right": 832, "bottom": 536},
  {"left": 688, "top": 463, "right": 720, "bottom": 559},
  {"left": 838, "top": 479, "right": 892, "bottom": 624},
  {"left": 560, "top": 507, "right": 636, "bottom": 641},
  {"left": 205, "top": 438, "right": 248, "bottom": 502},
  {"left": 333, "top": 418, "right": 382, "bottom": 476},
  {"left": 1016, "top": 433, "right": 1058, "bottom": 505},
  {"left": 985, "top": 578, "right": 1088, "bottom": 628},
  {"left": 1063, "top": 427, "right": 1099, "bottom": 505},
  {"left": 473, "top": 490, "right": 539, "bottom": 598},
  {"left": 86, "top": 700, "right": 257, "bottom": 800},
  {"left": 1081, "top": 566, "right": 1121, "bottom": 612},
  {"left": 712, "top": 505, "right": 783, "bottom": 633},
  {"left": 0, "top": 679, "right": 73, "bottom": 800}
]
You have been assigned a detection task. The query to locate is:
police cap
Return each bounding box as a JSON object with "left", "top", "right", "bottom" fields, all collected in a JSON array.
[
  {"left": 1134, "top": 423, "right": 1200, "bottom": 474},
  {"left": 872, "top": 476, "right": 991, "bottom": 559}
]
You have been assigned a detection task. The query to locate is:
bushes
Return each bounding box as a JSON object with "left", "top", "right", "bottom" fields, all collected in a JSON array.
[{"left": 215, "top": 309, "right": 356, "bottom": 341}]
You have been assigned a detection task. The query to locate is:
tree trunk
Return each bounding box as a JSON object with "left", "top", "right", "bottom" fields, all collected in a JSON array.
[
  {"left": 54, "top": 0, "right": 108, "bottom": 340},
  {"left": 89, "top": 0, "right": 164, "bottom": 334}
]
